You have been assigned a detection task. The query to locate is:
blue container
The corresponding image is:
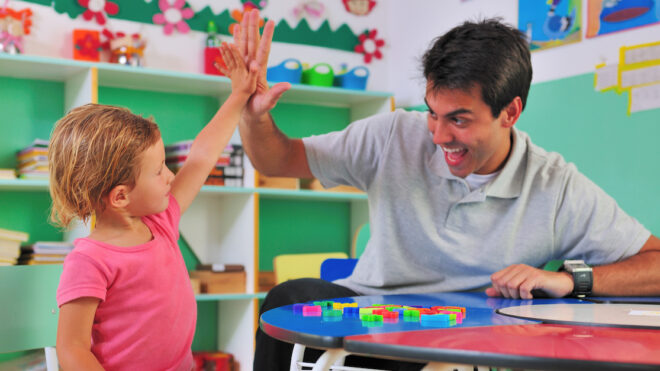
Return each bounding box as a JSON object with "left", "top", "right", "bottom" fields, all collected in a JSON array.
[
  {"left": 267, "top": 58, "right": 303, "bottom": 84},
  {"left": 334, "top": 66, "right": 369, "bottom": 90}
]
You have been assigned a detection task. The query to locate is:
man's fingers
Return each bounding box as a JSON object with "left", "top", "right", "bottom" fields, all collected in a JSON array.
[
  {"left": 238, "top": 11, "right": 248, "bottom": 57},
  {"left": 257, "top": 19, "right": 275, "bottom": 69},
  {"left": 247, "top": 9, "right": 259, "bottom": 62}
]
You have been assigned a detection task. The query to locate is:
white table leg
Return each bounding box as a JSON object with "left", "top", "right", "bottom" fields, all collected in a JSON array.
[
  {"left": 311, "top": 349, "right": 350, "bottom": 371},
  {"left": 291, "top": 343, "right": 306, "bottom": 371}
]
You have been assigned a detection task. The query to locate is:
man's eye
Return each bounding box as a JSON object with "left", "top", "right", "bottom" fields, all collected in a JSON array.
[
  {"left": 428, "top": 110, "right": 437, "bottom": 119},
  {"left": 452, "top": 117, "right": 466, "bottom": 126}
]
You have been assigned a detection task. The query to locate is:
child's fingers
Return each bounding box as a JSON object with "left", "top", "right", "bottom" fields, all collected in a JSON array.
[
  {"left": 228, "top": 44, "right": 246, "bottom": 68},
  {"left": 214, "top": 62, "right": 229, "bottom": 76},
  {"left": 220, "top": 43, "right": 237, "bottom": 70}
]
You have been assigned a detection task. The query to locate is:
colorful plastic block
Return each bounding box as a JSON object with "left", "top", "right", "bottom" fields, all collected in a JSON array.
[{"left": 302, "top": 305, "right": 322, "bottom": 316}]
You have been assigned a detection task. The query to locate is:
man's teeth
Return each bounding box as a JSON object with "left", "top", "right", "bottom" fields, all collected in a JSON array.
[{"left": 442, "top": 147, "right": 463, "bottom": 153}]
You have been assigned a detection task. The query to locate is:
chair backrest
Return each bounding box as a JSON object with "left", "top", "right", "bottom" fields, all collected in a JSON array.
[
  {"left": 350, "top": 223, "right": 370, "bottom": 259},
  {"left": 273, "top": 252, "right": 348, "bottom": 284},
  {"left": 320, "top": 258, "right": 358, "bottom": 282},
  {"left": 0, "top": 265, "right": 61, "bottom": 369}
]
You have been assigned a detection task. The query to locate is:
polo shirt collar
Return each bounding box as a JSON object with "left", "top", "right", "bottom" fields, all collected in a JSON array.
[{"left": 427, "top": 127, "right": 527, "bottom": 199}]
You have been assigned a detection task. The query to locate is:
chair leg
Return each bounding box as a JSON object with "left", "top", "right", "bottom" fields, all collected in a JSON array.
[
  {"left": 311, "top": 349, "right": 349, "bottom": 371},
  {"left": 291, "top": 343, "right": 306, "bottom": 371},
  {"left": 44, "top": 347, "right": 58, "bottom": 371}
]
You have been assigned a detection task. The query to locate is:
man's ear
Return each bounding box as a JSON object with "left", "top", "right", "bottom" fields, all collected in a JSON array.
[
  {"left": 107, "top": 185, "right": 130, "bottom": 209},
  {"left": 500, "top": 96, "right": 523, "bottom": 128}
]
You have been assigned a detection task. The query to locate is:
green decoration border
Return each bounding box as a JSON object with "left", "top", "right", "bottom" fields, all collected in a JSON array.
[{"left": 21, "top": 0, "right": 360, "bottom": 51}]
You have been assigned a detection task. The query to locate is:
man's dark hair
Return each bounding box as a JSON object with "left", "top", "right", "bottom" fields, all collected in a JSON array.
[{"left": 422, "top": 18, "right": 532, "bottom": 117}]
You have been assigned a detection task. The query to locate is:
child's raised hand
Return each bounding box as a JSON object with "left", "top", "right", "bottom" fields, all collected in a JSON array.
[{"left": 217, "top": 42, "right": 259, "bottom": 97}]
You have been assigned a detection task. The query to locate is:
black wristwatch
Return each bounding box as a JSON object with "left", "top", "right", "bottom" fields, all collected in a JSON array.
[{"left": 562, "top": 260, "right": 593, "bottom": 297}]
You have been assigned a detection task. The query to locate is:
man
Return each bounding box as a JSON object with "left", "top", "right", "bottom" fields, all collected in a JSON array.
[{"left": 234, "top": 10, "right": 660, "bottom": 370}]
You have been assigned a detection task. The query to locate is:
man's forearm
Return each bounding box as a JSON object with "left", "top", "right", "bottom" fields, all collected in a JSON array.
[
  {"left": 593, "top": 249, "right": 660, "bottom": 296},
  {"left": 239, "top": 112, "right": 298, "bottom": 177}
]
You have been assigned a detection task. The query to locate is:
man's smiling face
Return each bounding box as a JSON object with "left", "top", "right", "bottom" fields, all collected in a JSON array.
[{"left": 425, "top": 83, "right": 517, "bottom": 178}]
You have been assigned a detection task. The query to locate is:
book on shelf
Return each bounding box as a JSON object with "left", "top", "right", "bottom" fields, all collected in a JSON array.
[
  {"left": 0, "top": 227, "right": 29, "bottom": 265},
  {"left": 0, "top": 168, "right": 16, "bottom": 179},
  {"left": 16, "top": 139, "right": 49, "bottom": 179},
  {"left": 19, "top": 241, "right": 74, "bottom": 265},
  {"left": 165, "top": 141, "right": 245, "bottom": 187}
]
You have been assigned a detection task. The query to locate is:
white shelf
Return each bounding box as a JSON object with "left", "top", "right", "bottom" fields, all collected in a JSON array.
[
  {"left": 0, "top": 179, "right": 367, "bottom": 201},
  {"left": 0, "top": 53, "right": 391, "bottom": 108}
]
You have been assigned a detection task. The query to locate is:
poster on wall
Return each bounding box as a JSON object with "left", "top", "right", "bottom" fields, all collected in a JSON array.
[
  {"left": 518, "top": 0, "right": 582, "bottom": 51},
  {"left": 586, "top": 0, "right": 660, "bottom": 38}
]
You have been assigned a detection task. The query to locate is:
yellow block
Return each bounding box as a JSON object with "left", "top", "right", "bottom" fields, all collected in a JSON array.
[{"left": 273, "top": 252, "right": 348, "bottom": 284}]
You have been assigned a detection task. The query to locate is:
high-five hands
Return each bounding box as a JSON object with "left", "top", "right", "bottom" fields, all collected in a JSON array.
[
  {"left": 233, "top": 9, "right": 291, "bottom": 118},
  {"left": 485, "top": 264, "right": 574, "bottom": 299}
]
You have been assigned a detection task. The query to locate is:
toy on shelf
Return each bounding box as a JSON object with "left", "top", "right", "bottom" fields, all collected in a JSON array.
[
  {"left": 334, "top": 66, "right": 369, "bottom": 90},
  {"left": 109, "top": 33, "right": 146, "bottom": 67},
  {"left": 0, "top": 2, "right": 32, "bottom": 54},
  {"left": 342, "top": 0, "right": 377, "bottom": 16},
  {"left": 204, "top": 20, "right": 224, "bottom": 75},
  {"left": 267, "top": 58, "right": 302, "bottom": 83},
  {"left": 73, "top": 29, "right": 101, "bottom": 62},
  {"left": 301, "top": 63, "right": 334, "bottom": 87}
]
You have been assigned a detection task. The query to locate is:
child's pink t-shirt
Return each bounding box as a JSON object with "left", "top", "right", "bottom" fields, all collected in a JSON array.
[{"left": 57, "top": 194, "right": 196, "bottom": 371}]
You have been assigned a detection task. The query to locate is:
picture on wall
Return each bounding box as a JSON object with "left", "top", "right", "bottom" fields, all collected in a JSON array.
[
  {"left": 586, "top": 0, "right": 660, "bottom": 38},
  {"left": 518, "top": 0, "right": 582, "bottom": 51}
]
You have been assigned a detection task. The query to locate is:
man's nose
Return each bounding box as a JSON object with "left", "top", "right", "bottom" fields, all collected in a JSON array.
[{"left": 430, "top": 120, "right": 452, "bottom": 145}]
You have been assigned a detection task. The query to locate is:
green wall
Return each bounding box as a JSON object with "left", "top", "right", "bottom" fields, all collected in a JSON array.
[{"left": 518, "top": 73, "right": 659, "bottom": 234}]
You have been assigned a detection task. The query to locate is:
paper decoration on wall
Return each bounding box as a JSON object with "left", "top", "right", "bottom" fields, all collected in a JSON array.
[
  {"left": 77, "top": 0, "right": 119, "bottom": 26},
  {"left": 0, "top": 2, "right": 32, "bottom": 54},
  {"left": 586, "top": 0, "right": 660, "bottom": 38},
  {"left": 73, "top": 29, "right": 101, "bottom": 61},
  {"left": 518, "top": 0, "right": 581, "bottom": 51},
  {"left": 292, "top": 0, "right": 325, "bottom": 20},
  {"left": 595, "top": 40, "right": 660, "bottom": 113},
  {"left": 153, "top": 0, "right": 194, "bottom": 35},
  {"left": 22, "top": 0, "right": 362, "bottom": 52},
  {"left": 354, "top": 29, "right": 384, "bottom": 63},
  {"left": 342, "top": 0, "right": 376, "bottom": 16},
  {"left": 241, "top": 0, "right": 268, "bottom": 11}
]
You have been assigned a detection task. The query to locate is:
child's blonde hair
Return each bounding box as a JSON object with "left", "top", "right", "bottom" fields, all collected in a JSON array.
[{"left": 49, "top": 103, "right": 161, "bottom": 228}]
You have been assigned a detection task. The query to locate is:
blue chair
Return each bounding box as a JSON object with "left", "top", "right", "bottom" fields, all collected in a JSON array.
[{"left": 320, "top": 223, "right": 370, "bottom": 281}]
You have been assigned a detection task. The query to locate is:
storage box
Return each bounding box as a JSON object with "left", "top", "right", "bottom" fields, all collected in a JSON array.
[{"left": 190, "top": 270, "right": 246, "bottom": 294}]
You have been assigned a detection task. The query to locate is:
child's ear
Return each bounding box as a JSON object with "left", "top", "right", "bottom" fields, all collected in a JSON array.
[{"left": 107, "top": 185, "right": 130, "bottom": 209}]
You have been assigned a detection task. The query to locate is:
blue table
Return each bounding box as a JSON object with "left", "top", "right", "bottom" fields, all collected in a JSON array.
[{"left": 260, "top": 292, "right": 587, "bottom": 370}]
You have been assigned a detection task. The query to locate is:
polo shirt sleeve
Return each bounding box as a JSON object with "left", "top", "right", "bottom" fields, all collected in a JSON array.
[
  {"left": 302, "top": 111, "right": 396, "bottom": 191},
  {"left": 553, "top": 165, "right": 651, "bottom": 265}
]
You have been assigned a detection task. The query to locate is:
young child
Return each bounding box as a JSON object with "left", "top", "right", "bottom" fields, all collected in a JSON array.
[{"left": 50, "top": 42, "right": 257, "bottom": 370}]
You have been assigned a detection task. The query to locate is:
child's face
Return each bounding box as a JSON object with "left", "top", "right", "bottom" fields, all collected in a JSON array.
[{"left": 126, "top": 137, "right": 174, "bottom": 216}]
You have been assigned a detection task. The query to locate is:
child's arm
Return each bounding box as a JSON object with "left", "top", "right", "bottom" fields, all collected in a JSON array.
[
  {"left": 56, "top": 297, "right": 104, "bottom": 370},
  {"left": 171, "top": 42, "right": 259, "bottom": 214}
]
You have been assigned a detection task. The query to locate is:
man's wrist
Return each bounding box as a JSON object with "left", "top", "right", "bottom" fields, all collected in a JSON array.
[{"left": 561, "top": 260, "right": 593, "bottom": 297}]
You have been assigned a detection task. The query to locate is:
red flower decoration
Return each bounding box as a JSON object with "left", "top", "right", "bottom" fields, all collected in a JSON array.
[
  {"left": 75, "top": 33, "right": 102, "bottom": 59},
  {"left": 354, "top": 29, "right": 385, "bottom": 64},
  {"left": 78, "top": 0, "right": 119, "bottom": 26}
]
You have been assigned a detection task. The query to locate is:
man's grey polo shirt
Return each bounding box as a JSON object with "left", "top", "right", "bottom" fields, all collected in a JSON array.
[{"left": 303, "top": 109, "right": 650, "bottom": 295}]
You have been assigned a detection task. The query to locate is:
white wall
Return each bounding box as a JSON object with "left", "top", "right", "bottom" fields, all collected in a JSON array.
[
  {"left": 13, "top": 0, "right": 390, "bottom": 92},
  {"left": 387, "top": 0, "right": 660, "bottom": 107}
]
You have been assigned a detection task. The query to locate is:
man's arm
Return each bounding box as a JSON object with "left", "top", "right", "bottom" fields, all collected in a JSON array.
[
  {"left": 486, "top": 234, "right": 660, "bottom": 299},
  {"left": 592, "top": 234, "right": 660, "bottom": 295},
  {"left": 238, "top": 113, "right": 313, "bottom": 178}
]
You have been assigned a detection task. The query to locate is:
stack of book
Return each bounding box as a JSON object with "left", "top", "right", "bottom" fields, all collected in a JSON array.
[
  {"left": 0, "top": 227, "right": 29, "bottom": 266},
  {"left": 0, "top": 168, "right": 16, "bottom": 179},
  {"left": 165, "top": 141, "right": 244, "bottom": 187},
  {"left": 19, "top": 241, "right": 74, "bottom": 265},
  {"left": 16, "top": 138, "right": 49, "bottom": 180}
]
